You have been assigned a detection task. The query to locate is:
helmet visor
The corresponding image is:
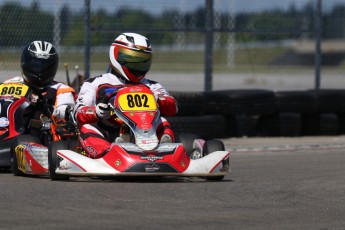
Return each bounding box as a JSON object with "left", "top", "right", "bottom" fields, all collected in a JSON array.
[{"left": 117, "top": 48, "right": 152, "bottom": 73}]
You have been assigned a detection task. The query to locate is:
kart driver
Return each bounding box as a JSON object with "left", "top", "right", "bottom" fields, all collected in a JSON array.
[
  {"left": 74, "top": 32, "right": 178, "bottom": 159},
  {"left": 4, "top": 41, "right": 76, "bottom": 138}
]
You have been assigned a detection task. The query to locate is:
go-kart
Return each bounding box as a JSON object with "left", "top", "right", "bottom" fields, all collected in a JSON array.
[{"left": 49, "top": 84, "right": 230, "bottom": 181}]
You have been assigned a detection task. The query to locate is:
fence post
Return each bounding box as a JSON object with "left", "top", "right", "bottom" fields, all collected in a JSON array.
[
  {"left": 204, "top": 0, "right": 214, "bottom": 92},
  {"left": 315, "top": 0, "right": 322, "bottom": 90},
  {"left": 84, "top": 0, "right": 91, "bottom": 80}
]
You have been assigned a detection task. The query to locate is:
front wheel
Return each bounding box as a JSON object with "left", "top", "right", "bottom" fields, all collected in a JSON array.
[
  {"left": 176, "top": 133, "right": 201, "bottom": 158},
  {"left": 48, "top": 141, "right": 70, "bottom": 181},
  {"left": 203, "top": 139, "right": 226, "bottom": 181}
]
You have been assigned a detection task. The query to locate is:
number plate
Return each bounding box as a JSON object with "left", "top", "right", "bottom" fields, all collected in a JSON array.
[
  {"left": 0, "top": 83, "right": 29, "bottom": 97},
  {"left": 118, "top": 92, "right": 156, "bottom": 111}
]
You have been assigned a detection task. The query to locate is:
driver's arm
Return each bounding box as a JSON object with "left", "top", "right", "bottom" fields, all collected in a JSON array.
[
  {"left": 147, "top": 80, "right": 178, "bottom": 116},
  {"left": 52, "top": 85, "right": 76, "bottom": 120},
  {"left": 74, "top": 80, "right": 99, "bottom": 125}
]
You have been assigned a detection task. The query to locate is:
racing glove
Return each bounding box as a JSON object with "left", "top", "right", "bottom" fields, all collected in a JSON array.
[
  {"left": 96, "top": 103, "right": 111, "bottom": 120},
  {"left": 157, "top": 96, "right": 178, "bottom": 117}
]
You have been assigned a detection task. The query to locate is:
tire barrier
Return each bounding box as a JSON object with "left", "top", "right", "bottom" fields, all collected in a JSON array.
[
  {"left": 203, "top": 89, "right": 276, "bottom": 116},
  {"left": 170, "top": 91, "right": 205, "bottom": 116},
  {"left": 168, "top": 89, "right": 345, "bottom": 138},
  {"left": 166, "top": 115, "right": 227, "bottom": 140},
  {"left": 255, "top": 90, "right": 317, "bottom": 137},
  {"left": 256, "top": 112, "right": 301, "bottom": 137},
  {"left": 274, "top": 90, "right": 318, "bottom": 114},
  {"left": 302, "top": 113, "right": 339, "bottom": 136}
]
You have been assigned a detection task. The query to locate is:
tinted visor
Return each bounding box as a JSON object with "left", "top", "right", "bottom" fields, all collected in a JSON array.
[{"left": 117, "top": 48, "right": 152, "bottom": 74}]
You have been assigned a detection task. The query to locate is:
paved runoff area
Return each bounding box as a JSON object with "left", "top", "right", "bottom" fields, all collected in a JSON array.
[{"left": 221, "top": 135, "right": 345, "bottom": 153}]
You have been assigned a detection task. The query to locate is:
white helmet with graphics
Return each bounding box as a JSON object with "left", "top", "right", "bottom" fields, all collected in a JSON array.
[{"left": 109, "top": 33, "right": 152, "bottom": 83}]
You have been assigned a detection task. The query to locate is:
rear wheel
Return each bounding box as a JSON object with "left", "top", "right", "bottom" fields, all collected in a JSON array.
[
  {"left": 48, "top": 140, "right": 70, "bottom": 181},
  {"left": 11, "top": 135, "right": 40, "bottom": 176},
  {"left": 203, "top": 139, "right": 226, "bottom": 181}
]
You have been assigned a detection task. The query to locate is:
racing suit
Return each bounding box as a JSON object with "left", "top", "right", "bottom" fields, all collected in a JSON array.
[
  {"left": 4, "top": 76, "right": 76, "bottom": 137},
  {"left": 74, "top": 73, "right": 178, "bottom": 159}
]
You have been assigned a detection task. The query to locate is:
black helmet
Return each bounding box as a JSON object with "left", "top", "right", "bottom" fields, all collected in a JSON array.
[{"left": 21, "top": 41, "right": 59, "bottom": 88}]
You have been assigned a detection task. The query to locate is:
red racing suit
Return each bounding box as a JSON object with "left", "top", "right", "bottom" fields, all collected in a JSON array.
[{"left": 74, "top": 73, "right": 178, "bottom": 158}]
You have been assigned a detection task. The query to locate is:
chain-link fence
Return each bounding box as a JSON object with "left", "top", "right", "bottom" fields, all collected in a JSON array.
[{"left": 1, "top": 0, "right": 344, "bottom": 92}]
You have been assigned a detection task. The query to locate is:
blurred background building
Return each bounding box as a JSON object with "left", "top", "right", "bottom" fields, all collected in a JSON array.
[{"left": 0, "top": 0, "right": 345, "bottom": 92}]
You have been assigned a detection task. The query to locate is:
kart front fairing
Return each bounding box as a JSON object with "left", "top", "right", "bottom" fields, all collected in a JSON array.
[
  {"left": 14, "top": 142, "right": 48, "bottom": 175},
  {"left": 111, "top": 84, "right": 161, "bottom": 151},
  {"left": 55, "top": 142, "right": 229, "bottom": 177}
]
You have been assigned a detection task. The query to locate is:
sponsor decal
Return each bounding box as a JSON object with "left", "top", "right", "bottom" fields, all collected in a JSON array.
[
  {"left": 57, "top": 156, "right": 72, "bottom": 170},
  {"left": 85, "top": 146, "right": 96, "bottom": 156},
  {"left": 141, "top": 155, "right": 163, "bottom": 162},
  {"left": 145, "top": 164, "right": 160, "bottom": 172},
  {"left": 86, "top": 108, "right": 94, "bottom": 114},
  {"left": 15, "top": 144, "right": 26, "bottom": 171},
  {"left": 142, "top": 139, "right": 157, "bottom": 144},
  {"left": 0, "top": 117, "right": 9, "bottom": 127},
  {"left": 115, "top": 159, "right": 121, "bottom": 167},
  {"left": 180, "top": 160, "right": 185, "bottom": 168},
  {"left": 58, "top": 165, "right": 72, "bottom": 170}
]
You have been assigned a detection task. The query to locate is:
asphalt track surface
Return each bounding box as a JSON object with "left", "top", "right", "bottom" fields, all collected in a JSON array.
[{"left": 1, "top": 136, "right": 345, "bottom": 229}]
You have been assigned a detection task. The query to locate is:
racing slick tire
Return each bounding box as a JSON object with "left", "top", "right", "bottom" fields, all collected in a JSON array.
[
  {"left": 175, "top": 133, "right": 201, "bottom": 158},
  {"left": 202, "top": 139, "right": 227, "bottom": 181},
  {"left": 48, "top": 140, "right": 70, "bottom": 181},
  {"left": 203, "top": 89, "right": 276, "bottom": 116},
  {"left": 170, "top": 91, "right": 205, "bottom": 116},
  {"left": 274, "top": 90, "right": 318, "bottom": 114},
  {"left": 166, "top": 115, "right": 227, "bottom": 140},
  {"left": 11, "top": 135, "right": 41, "bottom": 176}
]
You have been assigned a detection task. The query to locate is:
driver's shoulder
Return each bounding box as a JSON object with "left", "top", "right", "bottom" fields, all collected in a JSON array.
[{"left": 3, "top": 76, "right": 24, "bottom": 83}]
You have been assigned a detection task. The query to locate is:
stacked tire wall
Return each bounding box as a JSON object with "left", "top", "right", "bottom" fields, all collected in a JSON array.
[{"left": 167, "top": 89, "right": 345, "bottom": 140}]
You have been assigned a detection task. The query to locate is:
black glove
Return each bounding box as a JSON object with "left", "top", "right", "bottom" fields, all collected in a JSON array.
[{"left": 96, "top": 103, "right": 111, "bottom": 120}]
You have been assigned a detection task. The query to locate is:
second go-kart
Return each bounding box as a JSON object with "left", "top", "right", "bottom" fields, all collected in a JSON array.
[{"left": 49, "top": 84, "right": 230, "bottom": 181}]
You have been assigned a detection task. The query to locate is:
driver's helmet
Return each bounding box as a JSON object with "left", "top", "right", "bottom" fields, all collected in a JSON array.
[
  {"left": 109, "top": 33, "right": 152, "bottom": 83},
  {"left": 21, "top": 41, "right": 59, "bottom": 88}
]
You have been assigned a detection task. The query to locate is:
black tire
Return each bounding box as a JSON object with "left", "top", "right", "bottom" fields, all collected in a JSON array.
[
  {"left": 225, "top": 114, "right": 257, "bottom": 137},
  {"left": 202, "top": 139, "right": 227, "bottom": 181},
  {"left": 170, "top": 91, "right": 205, "bottom": 116},
  {"left": 309, "top": 89, "right": 345, "bottom": 113},
  {"left": 166, "top": 115, "right": 227, "bottom": 140},
  {"left": 275, "top": 91, "right": 318, "bottom": 114},
  {"left": 256, "top": 112, "right": 301, "bottom": 137},
  {"left": 11, "top": 135, "right": 40, "bottom": 176},
  {"left": 203, "top": 89, "right": 276, "bottom": 116},
  {"left": 337, "top": 112, "right": 345, "bottom": 134},
  {"left": 175, "top": 133, "right": 201, "bottom": 157},
  {"left": 302, "top": 113, "right": 339, "bottom": 136},
  {"left": 48, "top": 141, "right": 70, "bottom": 181}
]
